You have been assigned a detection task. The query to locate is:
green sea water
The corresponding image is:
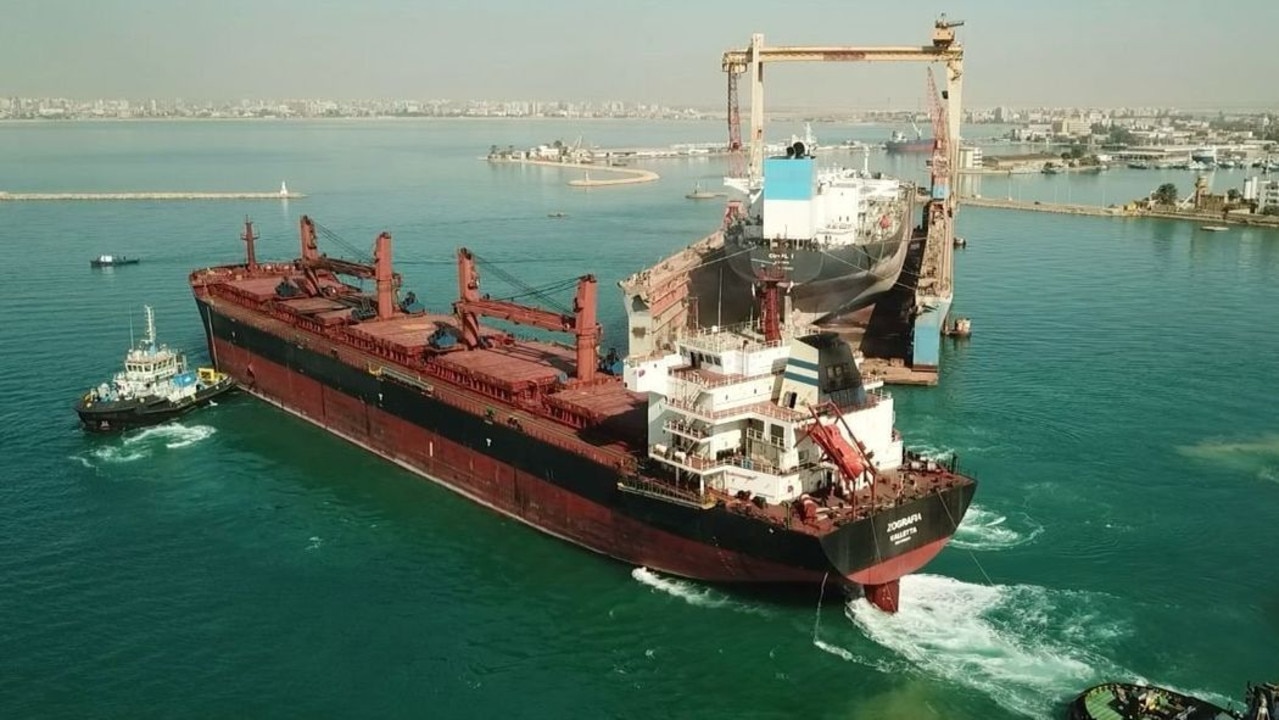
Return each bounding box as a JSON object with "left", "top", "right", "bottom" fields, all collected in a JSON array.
[{"left": 1, "top": 119, "right": 1276, "bottom": 719}]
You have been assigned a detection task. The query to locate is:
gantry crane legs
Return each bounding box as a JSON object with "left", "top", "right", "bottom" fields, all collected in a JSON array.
[{"left": 722, "top": 15, "right": 965, "bottom": 191}]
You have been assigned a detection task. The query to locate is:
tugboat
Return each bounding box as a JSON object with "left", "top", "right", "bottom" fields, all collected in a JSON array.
[
  {"left": 90, "top": 254, "right": 140, "bottom": 268},
  {"left": 75, "top": 306, "right": 236, "bottom": 432},
  {"left": 943, "top": 317, "right": 972, "bottom": 338},
  {"left": 1068, "top": 680, "right": 1276, "bottom": 720}
]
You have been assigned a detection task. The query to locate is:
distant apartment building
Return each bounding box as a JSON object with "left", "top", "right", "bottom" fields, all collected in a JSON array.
[
  {"left": 1010, "top": 123, "right": 1054, "bottom": 141},
  {"left": 1243, "top": 177, "right": 1260, "bottom": 202},
  {"left": 1257, "top": 179, "right": 1279, "bottom": 212},
  {"left": 1053, "top": 117, "right": 1091, "bottom": 137}
]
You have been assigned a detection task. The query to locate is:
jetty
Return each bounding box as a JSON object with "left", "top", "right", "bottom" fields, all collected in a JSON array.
[
  {"left": 488, "top": 157, "right": 659, "bottom": 187},
  {"left": 961, "top": 196, "right": 1125, "bottom": 217},
  {"left": 0, "top": 182, "right": 304, "bottom": 202},
  {"left": 961, "top": 196, "right": 1279, "bottom": 229}
]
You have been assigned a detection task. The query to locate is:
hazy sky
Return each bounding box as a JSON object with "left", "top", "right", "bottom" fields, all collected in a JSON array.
[{"left": 5, "top": 0, "right": 1277, "bottom": 109}]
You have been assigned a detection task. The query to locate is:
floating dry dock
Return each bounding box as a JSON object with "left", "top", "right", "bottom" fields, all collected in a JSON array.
[{"left": 0, "top": 191, "right": 305, "bottom": 202}]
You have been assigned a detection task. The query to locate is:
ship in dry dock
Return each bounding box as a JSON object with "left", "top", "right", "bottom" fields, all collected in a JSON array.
[
  {"left": 190, "top": 216, "right": 974, "bottom": 611},
  {"left": 621, "top": 137, "right": 915, "bottom": 348},
  {"left": 721, "top": 138, "right": 915, "bottom": 326}
]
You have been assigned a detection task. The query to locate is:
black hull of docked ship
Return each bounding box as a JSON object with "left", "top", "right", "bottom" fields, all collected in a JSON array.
[
  {"left": 686, "top": 232, "right": 911, "bottom": 328},
  {"left": 195, "top": 296, "right": 971, "bottom": 607},
  {"left": 729, "top": 235, "right": 910, "bottom": 322}
]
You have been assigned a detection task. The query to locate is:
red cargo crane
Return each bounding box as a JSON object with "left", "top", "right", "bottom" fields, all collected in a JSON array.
[
  {"left": 753, "top": 263, "right": 789, "bottom": 344},
  {"left": 241, "top": 217, "right": 259, "bottom": 273},
  {"left": 296, "top": 215, "right": 402, "bottom": 319},
  {"left": 454, "top": 248, "right": 601, "bottom": 383}
]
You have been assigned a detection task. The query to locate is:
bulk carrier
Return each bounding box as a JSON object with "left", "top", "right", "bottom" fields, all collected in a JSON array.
[{"left": 190, "top": 217, "right": 975, "bottom": 611}]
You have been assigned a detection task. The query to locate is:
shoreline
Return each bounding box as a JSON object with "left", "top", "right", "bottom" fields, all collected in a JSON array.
[
  {"left": 487, "top": 157, "right": 659, "bottom": 187},
  {"left": 961, "top": 196, "right": 1279, "bottom": 229}
]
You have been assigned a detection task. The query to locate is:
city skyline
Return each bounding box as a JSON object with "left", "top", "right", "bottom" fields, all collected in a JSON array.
[
  {"left": 4, "top": 95, "right": 1277, "bottom": 121},
  {"left": 4, "top": 0, "right": 1278, "bottom": 109}
]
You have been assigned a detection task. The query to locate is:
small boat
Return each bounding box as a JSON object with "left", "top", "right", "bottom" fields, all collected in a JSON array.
[
  {"left": 1200, "top": 225, "right": 1230, "bottom": 232},
  {"left": 90, "top": 254, "right": 140, "bottom": 268},
  {"left": 547, "top": 211, "right": 569, "bottom": 219},
  {"left": 75, "top": 306, "right": 236, "bottom": 432},
  {"left": 953, "top": 236, "right": 968, "bottom": 248},
  {"left": 685, "top": 183, "right": 722, "bottom": 200},
  {"left": 1069, "top": 680, "right": 1276, "bottom": 720},
  {"left": 943, "top": 317, "right": 972, "bottom": 338}
]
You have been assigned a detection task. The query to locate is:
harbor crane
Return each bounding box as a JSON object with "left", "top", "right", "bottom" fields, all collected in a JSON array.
[
  {"left": 722, "top": 14, "right": 965, "bottom": 190},
  {"left": 721, "top": 15, "right": 965, "bottom": 360}
]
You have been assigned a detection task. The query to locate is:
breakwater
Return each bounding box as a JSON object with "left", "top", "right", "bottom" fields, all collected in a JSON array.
[
  {"left": 0, "top": 191, "right": 305, "bottom": 201},
  {"left": 961, "top": 196, "right": 1279, "bottom": 229}
]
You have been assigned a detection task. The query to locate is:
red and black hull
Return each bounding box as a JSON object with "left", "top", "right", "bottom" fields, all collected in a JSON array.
[{"left": 195, "top": 297, "right": 973, "bottom": 594}]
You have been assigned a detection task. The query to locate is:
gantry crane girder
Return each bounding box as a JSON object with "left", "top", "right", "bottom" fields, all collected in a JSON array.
[{"left": 721, "top": 16, "right": 965, "bottom": 188}]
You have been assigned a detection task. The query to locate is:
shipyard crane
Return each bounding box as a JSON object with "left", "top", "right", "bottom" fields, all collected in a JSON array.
[
  {"left": 919, "top": 65, "right": 956, "bottom": 299},
  {"left": 453, "top": 248, "right": 602, "bottom": 383},
  {"left": 722, "top": 14, "right": 965, "bottom": 189}
]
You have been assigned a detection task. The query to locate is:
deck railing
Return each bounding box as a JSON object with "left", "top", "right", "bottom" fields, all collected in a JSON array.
[
  {"left": 745, "top": 427, "right": 787, "bottom": 449},
  {"left": 665, "top": 397, "right": 802, "bottom": 423},
  {"left": 663, "top": 419, "right": 711, "bottom": 440},
  {"left": 617, "top": 478, "right": 715, "bottom": 509},
  {"left": 650, "top": 445, "right": 787, "bottom": 478}
]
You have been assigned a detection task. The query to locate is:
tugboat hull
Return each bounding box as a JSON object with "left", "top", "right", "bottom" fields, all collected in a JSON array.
[
  {"left": 1068, "top": 683, "right": 1234, "bottom": 720},
  {"left": 75, "top": 377, "right": 236, "bottom": 432}
]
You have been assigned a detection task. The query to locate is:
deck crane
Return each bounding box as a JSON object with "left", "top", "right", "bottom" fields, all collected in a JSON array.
[
  {"left": 721, "top": 14, "right": 965, "bottom": 191},
  {"left": 453, "top": 248, "right": 602, "bottom": 383},
  {"left": 297, "top": 215, "right": 402, "bottom": 320}
]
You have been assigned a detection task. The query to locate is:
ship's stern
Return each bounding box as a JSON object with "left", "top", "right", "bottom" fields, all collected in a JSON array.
[{"left": 819, "top": 478, "right": 975, "bottom": 611}]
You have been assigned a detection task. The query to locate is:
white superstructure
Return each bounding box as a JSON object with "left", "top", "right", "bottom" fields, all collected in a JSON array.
[
  {"left": 625, "top": 322, "right": 903, "bottom": 505},
  {"left": 88, "top": 306, "right": 203, "bottom": 405},
  {"left": 738, "top": 151, "right": 908, "bottom": 252}
]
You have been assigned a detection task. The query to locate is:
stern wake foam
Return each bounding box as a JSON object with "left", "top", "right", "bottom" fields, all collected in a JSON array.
[
  {"left": 80, "top": 424, "right": 217, "bottom": 465},
  {"left": 631, "top": 568, "right": 770, "bottom": 616},
  {"left": 848, "top": 574, "right": 1121, "bottom": 719},
  {"left": 951, "top": 504, "right": 1044, "bottom": 551},
  {"left": 845, "top": 574, "right": 1232, "bottom": 718}
]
